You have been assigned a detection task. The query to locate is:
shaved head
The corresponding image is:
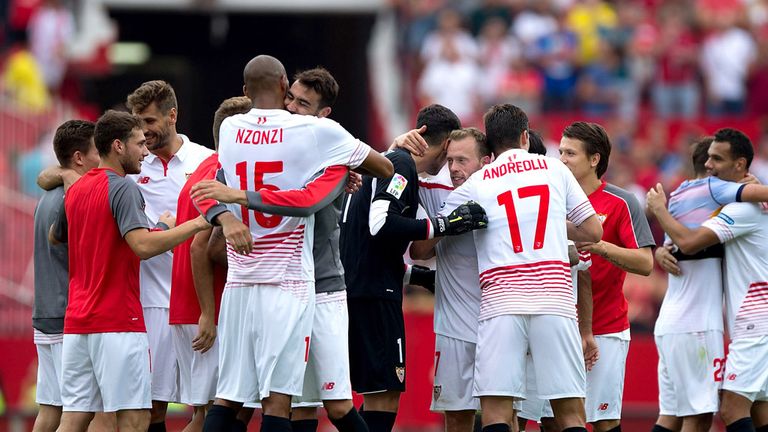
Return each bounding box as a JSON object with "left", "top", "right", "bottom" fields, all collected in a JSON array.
[{"left": 243, "top": 55, "right": 289, "bottom": 103}]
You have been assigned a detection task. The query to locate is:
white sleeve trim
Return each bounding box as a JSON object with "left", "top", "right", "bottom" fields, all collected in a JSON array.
[{"left": 369, "top": 199, "right": 391, "bottom": 236}]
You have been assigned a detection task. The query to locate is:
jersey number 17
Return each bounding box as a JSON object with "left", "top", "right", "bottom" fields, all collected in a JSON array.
[{"left": 497, "top": 184, "right": 550, "bottom": 253}]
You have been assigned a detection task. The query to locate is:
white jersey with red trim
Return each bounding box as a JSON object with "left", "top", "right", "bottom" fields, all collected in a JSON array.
[
  {"left": 571, "top": 248, "right": 591, "bottom": 300},
  {"left": 128, "top": 135, "right": 213, "bottom": 308},
  {"left": 702, "top": 202, "right": 768, "bottom": 339},
  {"left": 218, "top": 109, "right": 371, "bottom": 284},
  {"left": 419, "top": 168, "right": 482, "bottom": 343},
  {"left": 440, "top": 149, "right": 595, "bottom": 321}
]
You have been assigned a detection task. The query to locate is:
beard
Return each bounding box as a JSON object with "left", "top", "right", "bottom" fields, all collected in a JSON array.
[{"left": 145, "top": 127, "right": 171, "bottom": 152}]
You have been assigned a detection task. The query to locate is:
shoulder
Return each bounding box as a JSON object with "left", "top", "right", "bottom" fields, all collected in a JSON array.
[
  {"left": 603, "top": 183, "right": 642, "bottom": 208},
  {"left": 720, "top": 201, "right": 763, "bottom": 220}
]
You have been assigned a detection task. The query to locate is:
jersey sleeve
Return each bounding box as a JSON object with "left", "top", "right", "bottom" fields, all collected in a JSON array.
[
  {"left": 244, "top": 165, "right": 349, "bottom": 217},
  {"left": 196, "top": 169, "right": 231, "bottom": 225},
  {"left": 701, "top": 202, "right": 760, "bottom": 244},
  {"left": 707, "top": 176, "right": 746, "bottom": 205},
  {"left": 561, "top": 163, "right": 595, "bottom": 225},
  {"left": 618, "top": 189, "right": 656, "bottom": 249},
  {"left": 575, "top": 250, "right": 592, "bottom": 271},
  {"left": 108, "top": 176, "right": 151, "bottom": 237},
  {"left": 313, "top": 118, "right": 372, "bottom": 169},
  {"left": 369, "top": 152, "right": 432, "bottom": 240}
]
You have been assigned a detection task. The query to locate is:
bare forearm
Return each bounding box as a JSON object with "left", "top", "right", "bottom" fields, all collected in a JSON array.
[
  {"left": 598, "top": 243, "right": 653, "bottom": 276},
  {"left": 128, "top": 219, "right": 206, "bottom": 260},
  {"left": 207, "top": 227, "right": 228, "bottom": 266},
  {"left": 576, "top": 270, "right": 593, "bottom": 337},
  {"left": 653, "top": 207, "right": 699, "bottom": 252},
  {"left": 410, "top": 238, "right": 440, "bottom": 260},
  {"left": 37, "top": 166, "right": 65, "bottom": 191},
  {"left": 191, "top": 229, "right": 216, "bottom": 317}
]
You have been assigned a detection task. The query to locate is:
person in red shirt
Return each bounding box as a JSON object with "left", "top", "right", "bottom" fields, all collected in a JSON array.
[
  {"left": 51, "top": 110, "right": 210, "bottom": 432},
  {"left": 558, "top": 121, "right": 655, "bottom": 432}
]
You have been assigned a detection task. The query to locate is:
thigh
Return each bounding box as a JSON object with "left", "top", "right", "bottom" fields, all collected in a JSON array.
[
  {"left": 474, "top": 315, "right": 528, "bottom": 399},
  {"left": 36, "top": 342, "right": 63, "bottom": 406},
  {"left": 91, "top": 332, "right": 152, "bottom": 412},
  {"left": 529, "top": 315, "right": 585, "bottom": 400},
  {"left": 61, "top": 334, "right": 102, "bottom": 412},
  {"left": 215, "top": 287, "right": 258, "bottom": 403},
  {"left": 143, "top": 307, "right": 178, "bottom": 402},
  {"left": 585, "top": 336, "right": 629, "bottom": 423},
  {"left": 655, "top": 335, "right": 678, "bottom": 417},
  {"left": 431, "top": 334, "right": 479, "bottom": 412},
  {"left": 723, "top": 336, "right": 768, "bottom": 402},
  {"left": 664, "top": 332, "right": 723, "bottom": 416}
]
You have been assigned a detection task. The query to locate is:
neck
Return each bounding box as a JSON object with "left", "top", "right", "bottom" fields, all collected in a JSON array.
[
  {"left": 250, "top": 94, "right": 285, "bottom": 110},
  {"left": 412, "top": 152, "right": 434, "bottom": 175},
  {"left": 99, "top": 156, "right": 125, "bottom": 177},
  {"left": 153, "top": 133, "right": 182, "bottom": 162},
  {"left": 578, "top": 174, "right": 602, "bottom": 195}
]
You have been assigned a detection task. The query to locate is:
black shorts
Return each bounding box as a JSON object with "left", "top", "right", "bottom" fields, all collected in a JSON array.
[{"left": 348, "top": 297, "right": 406, "bottom": 393}]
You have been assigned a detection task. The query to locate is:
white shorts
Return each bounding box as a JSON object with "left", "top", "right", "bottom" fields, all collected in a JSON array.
[
  {"left": 293, "top": 292, "right": 352, "bottom": 408},
  {"left": 474, "top": 315, "right": 585, "bottom": 400},
  {"left": 216, "top": 282, "right": 314, "bottom": 402},
  {"left": 656, "top": 331, "right": 724, "bottom": 416},
  {"left": 36, "top": 342, "right": 63, "bottom": 406},
  {"left": 144, "top": 307, "right": 179, "bottom": 402},
  {"left": 586, "top": 334, "right": 629, "bottom": 423},
  {"left": 518, "top": 353, "right": 553, "bottom": 422},
  {"left": 61, "top": 333, "right": 152, "bottom": 412},
  {"left": 431, "top": 334, "right": 479, "bottom": 412},
  {"left": 171, "top": 324, "right": 219, "bottom": 406},
  {"left": 722, "top": 335, "right": 768, "bottom": 402}
]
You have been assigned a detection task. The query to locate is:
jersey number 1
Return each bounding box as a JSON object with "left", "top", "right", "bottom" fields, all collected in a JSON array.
[
  {"left": 235, "top": 161, "right": 283, "bottom": 228},
  {"left": 497, "top": 185, "right": 550, "bottom": 253}
]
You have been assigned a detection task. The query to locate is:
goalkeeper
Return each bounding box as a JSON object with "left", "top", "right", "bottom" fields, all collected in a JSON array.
[{"left": 339, "top": 105, "right": 487, "bottom": 432}]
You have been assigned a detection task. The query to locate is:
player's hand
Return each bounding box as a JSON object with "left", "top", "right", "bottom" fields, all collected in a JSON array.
[
  {"left": 218, "top": 212, "right": 253, "bottom": 255},
  {"left": 345, "top": 171, "right": 363, "bottom": 194},
  {"left": 390, "top": 125, "right": 428, "bottom": 156},
  {"left": 432, "top": 201, "right": 488, "bottom": 237},
  {"left": 740, "top": 173, "right": 761, "bottom": 185},
  {"left": 192, "top": 313, "right": 216, "bottom": 353},
  {"left": 582, "top": 333, "right": 600, "bottom": 371},
  {"left": 191, "top": 180, "right": 247, "bottom": 206},
  {"left": 576, "top": 240, "right": 606, "bottom": 257},
  {"left": 646, "top": 183, "right": 667, "bottom": 215},
  {"left": 409, "top": 265, "right": 436, "bottom": 293},
  {"left": 655, "top": 245, "right": 681, "bottom": 276},
  {"left": 158, "top": 211, "right": 177, "bottom": 229},
  {"left": 568, "top": 243, "right": 579, "bottom": 266}
]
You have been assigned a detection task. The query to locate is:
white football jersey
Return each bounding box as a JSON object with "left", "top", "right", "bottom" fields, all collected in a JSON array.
[
  {"left": 440, "top": 149, "right": 595, "bottom": 321},
  {"left": 218, "top": 109, "right": 371, "bottom": 284},
  {"left": 419, "top": 169, "right": 481, "bottom": 343},
  {"left": 702, "top": 202, "right": 768, "bottom": 339},
  {"left": 128, "top": 135, "right": 213, "bottom": 308}
]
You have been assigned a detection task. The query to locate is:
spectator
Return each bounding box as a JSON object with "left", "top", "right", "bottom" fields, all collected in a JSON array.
[
  {"left": 576, "top": 41, "right": 625, "bottom": 117},
  {"left": 27, "top": 0, "right": 74, "bottom": 92},
  {"left": 512, "top": 0, "right": 558, "bottom": 51},
  {"left": 565, "top": 0, "right": 618, "bottom": 65},
  {"left": 529, "top": 11, "right": 579, "bottom": 112},
  {"left": 420, "top": 8, "right": 478, "bottom": 64},
  {"left": 477, "top": 16, "right": 522, "bottom": 107},
  {"left": 1, "top": 33, "right": 50, "bottom": 112}
]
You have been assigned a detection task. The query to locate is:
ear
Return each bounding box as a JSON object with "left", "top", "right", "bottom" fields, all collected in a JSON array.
[
  {"left": 736, "top": 157, "right": 748, "bottom": 172},
  {"left": 167, "top": 107, "right": 177, "bottom": 126},
  {"left": 242, "top": 84, "right": 248, "bottom": 97},
  {"left": 521, "top": 130, "right": 530, "bottom": 151},
  {"left": 71, "top": 150, "right": 85, "bottom": 167},
  {"left": 480, "top": 155, "right": 491, "bottom": 166},
  {"left": 113, "top": 139, "right": 124, "bottom": 155},
  {"left": 318, "top": 106, "right": 332, "bottom": 118},
  {"left": 590, "top": 153, "right": 601, "bottom": 169}
]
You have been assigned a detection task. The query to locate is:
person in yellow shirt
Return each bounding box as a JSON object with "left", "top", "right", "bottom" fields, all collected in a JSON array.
[
  {"left": 566, "top": 0, "right": 618, "bottom": 65},
  {"left": 1, "top": 38, "right": 50, "bottom": 113}
]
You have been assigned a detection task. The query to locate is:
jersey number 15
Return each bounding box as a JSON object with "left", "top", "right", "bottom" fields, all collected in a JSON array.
[{"left": 235, "top": 161, "right": 283, "bottom": 228}]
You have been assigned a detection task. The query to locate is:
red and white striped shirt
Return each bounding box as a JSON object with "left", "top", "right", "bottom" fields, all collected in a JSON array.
[{"left": 440, "top": 149, "right": 595, "bottom": 321}]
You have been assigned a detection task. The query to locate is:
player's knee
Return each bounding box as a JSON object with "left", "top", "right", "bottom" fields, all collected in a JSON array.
[
  {"left": 444, "top": 410, "right": 475, "bottom": 432},
  {"left": 116, "top": 410, "right": 150, "bottom": 432},
  {"left": 323, "top": 399, "right": 353, "bottom": 420},
  {"left": 32, "top": 406, "right": 62, "bottom": 432},
  {"left": 591, "top": 419, "right": 620, "bottom": 432},
  {"left": 150, "top": 401, "right": 168, "bottom": 422}
]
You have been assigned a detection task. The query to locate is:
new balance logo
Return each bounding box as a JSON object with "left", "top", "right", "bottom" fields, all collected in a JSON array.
[
  {"left": 728, "top": 373, "right": 737, "bottom": 381},
  {"left": 322, "top": 382, "right": 335, "bottom": 391},
  {"left": 598, "top": 403, "right": 609, "bottom": 411},
  {"left": 137, "top": 176, "right": 150, "bottom": 184}
]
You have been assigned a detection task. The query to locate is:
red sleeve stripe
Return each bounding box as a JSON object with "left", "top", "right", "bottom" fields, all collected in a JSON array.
[
  {"left": 259, "top": 166, "right": 348, "bottom": 209},
  {"left": 419, "top": 181, "right": 454, "bottom": 191}
]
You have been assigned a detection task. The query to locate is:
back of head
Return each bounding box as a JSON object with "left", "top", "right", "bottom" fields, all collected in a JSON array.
[
  {"left": 448, "top": 127, "right": 491, "bottom": 159},
  {"left": 94, "top": 110, "right": 142, "bottom": 156},
  {"left": 53, "top": 120, "right": 96, "bottom": 168},
  {"left": 294, "top": 67, "right": 339, "bottom": 109},
  {"left": 483, "top": 104, "right": 529, "bottom": 155},
  {"left": 714, "top": 128, "right": 754, "bottom": 169},
  {"left": 527, "top": 129, "right": 547, "bottom": 156},
  {"left": 213, "top": 96, "right": 252, "bottom": 149},
  {"left": 562, "top": 121, "right": 612, "bottom": 178},
  {"left": 243, "top": 55, "right": 287, "bottom": 99},
  {"left": 691, "top": 136, "right": 714, "bottom": 177},
  {"left": 416, "top": 104, "right": 461, "bottom": 147},
  {"left": 126, "top": 80, "right": 178, "bottom": 114}
]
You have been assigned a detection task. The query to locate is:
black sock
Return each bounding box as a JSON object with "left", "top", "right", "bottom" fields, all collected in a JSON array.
[
  {"left": 482, "top": 424, "right": 510, "bottom": 432},
  {"left": 261, "top": 414, "right": 292, "bottom": 432},
  {"left": 606, "top": 426, "right": 622, "bottom": 432},
  {"left": 203, "top": 405, "right": 237, "bottom": 432},
  {"left": 727, "top": 418, "right": 755, "bottom": 432},
  {"left": 148, "top": 422, "right": 167, "bottom": 432},
  {"left": 652, "top": 425, "right": 675, "bottom": 432},
  {"left": 291, "top": 419, "right": 319, "bottom": 432},
  {"left": 231, "top": 419, "right": 249, "bottom": 432},
  {"left": 330, "top": 407, "right": 369, "bottom": 432},
  {"left": 360, "top": 410, "right": 396, "bottom": 432},
  {"left": 562, "top": 427, "right": 588, "bottom": 432}
]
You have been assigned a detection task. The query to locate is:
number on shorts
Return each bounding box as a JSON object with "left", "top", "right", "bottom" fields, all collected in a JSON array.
[
  {"left": 434, "top": 351, "right": 441, "bottom": 377},
  {"left": 714, "top": 357, "right": 726, "bottom": 382},
  {"left": 304, "top": 336, "right": 310, "bottom": 362},
  {"left": 235, "top": 161, "right": 284, "bottom": 228},
  {"left": 397, "top": 337, "right": 403, "bottom": 364},
  {"left": 497, "top": 185, "right": 550, "bottom": 253}
]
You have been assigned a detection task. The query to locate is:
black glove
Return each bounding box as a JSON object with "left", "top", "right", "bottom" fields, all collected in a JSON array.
[
  {"left": 431, "top": 201, "right": 488, "bottom": 237},
  {"left": 409, "top": 265, "right": 436, "bottom": 293}
]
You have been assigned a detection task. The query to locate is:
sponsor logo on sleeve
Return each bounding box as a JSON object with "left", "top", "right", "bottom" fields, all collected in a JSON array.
[
  {"left": 716, "top": 213, "right": 735, "bottom": 225},
  {"left": 386, "top": 174, "right": 408, "bottom": 199}
]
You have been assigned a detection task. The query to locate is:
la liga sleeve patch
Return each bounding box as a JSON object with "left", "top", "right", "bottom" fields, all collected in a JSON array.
[{"left": 386, "top": 173, "right": 408, "bottom": 199}]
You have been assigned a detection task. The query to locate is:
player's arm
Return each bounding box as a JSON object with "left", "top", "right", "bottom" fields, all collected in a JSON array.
[
  {"left": 37, "top": 165, "right": 82, "bottom": 191},
  {"left": 647, "top": 184, "right": 720, "bottom": 255},
  {"left": 191, "top": 172, "right": 254, "bottom": 256},
  {"left": 566, "top": 214, "right": 603, "bottom": 244},
  {"left": 582, "top": 241, "right": 654, "bottom": 275},
  {"left": 190, "top": 228, "right": 216, "bottom": 353},
  {"left": 354, "top": 149, "right": 394, "bottom": 178},
  {"left": 576, "top": 269, "right": 599, "bottom": 371},
  {"left": 125, "top": 213, "right": 211, "bottom": 260},
  {"left": 207, "top": 226, "right": 228, "bottom": 266},
  {"left": 48, "top": 200, "right": 68, "bottom": 245},
  {"left": 409, "top": 238, "right": 441, "bottom": 260},
  {"left": 739, "top": 183, "right": 768, "bottom": 202},
  {"left": 190, "top": 165, "right": 349, "bottom": 217}
]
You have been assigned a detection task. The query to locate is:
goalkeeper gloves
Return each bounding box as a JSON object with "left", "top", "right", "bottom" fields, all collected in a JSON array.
[{"left": 431, "top": 201, "right": 488, "bottom": 237}]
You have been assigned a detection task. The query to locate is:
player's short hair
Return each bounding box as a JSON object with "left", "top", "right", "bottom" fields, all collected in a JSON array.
[
  {"left": 213, "top": 96, "right": 252, "bottom": 149},
  {"left": 416, "top": 104, "right": 461, "bottom": 147},
  {"left": 714, "top": 128, "right": 754, "bottom": 169},
  {"left": 483, "top": 104, "right": 528, "bottom": 155},
  {"left": 691, "top": 136, "right": 714, "bottom": 176},
  {"left": 527, "top": 129, "right": 547, "bottom": 156},
  {"left": 94, "top": 110, "right": 143, "bottom": 156},
  {"left": 294, "top": 67, "right": 339, "bottom": 109},
  {"left": 448, "top": 127, "right": 490, "bottom": 159},
  {"left": 126, "top": 80, "right": 178, "bottom": 115},
  {"left": 53, "top": 120, "right": 96, "bottom": 168},
  {"left": 562, "top": 121, "right": 612, "bottom": 179}
]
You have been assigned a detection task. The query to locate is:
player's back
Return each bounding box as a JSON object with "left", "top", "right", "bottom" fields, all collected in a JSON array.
[
  {"left": 444, "top": 148, "right": 593, "bottom": 320},
  {"left": 218, "top": 109, "right": 369, "bottom": 285}
]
